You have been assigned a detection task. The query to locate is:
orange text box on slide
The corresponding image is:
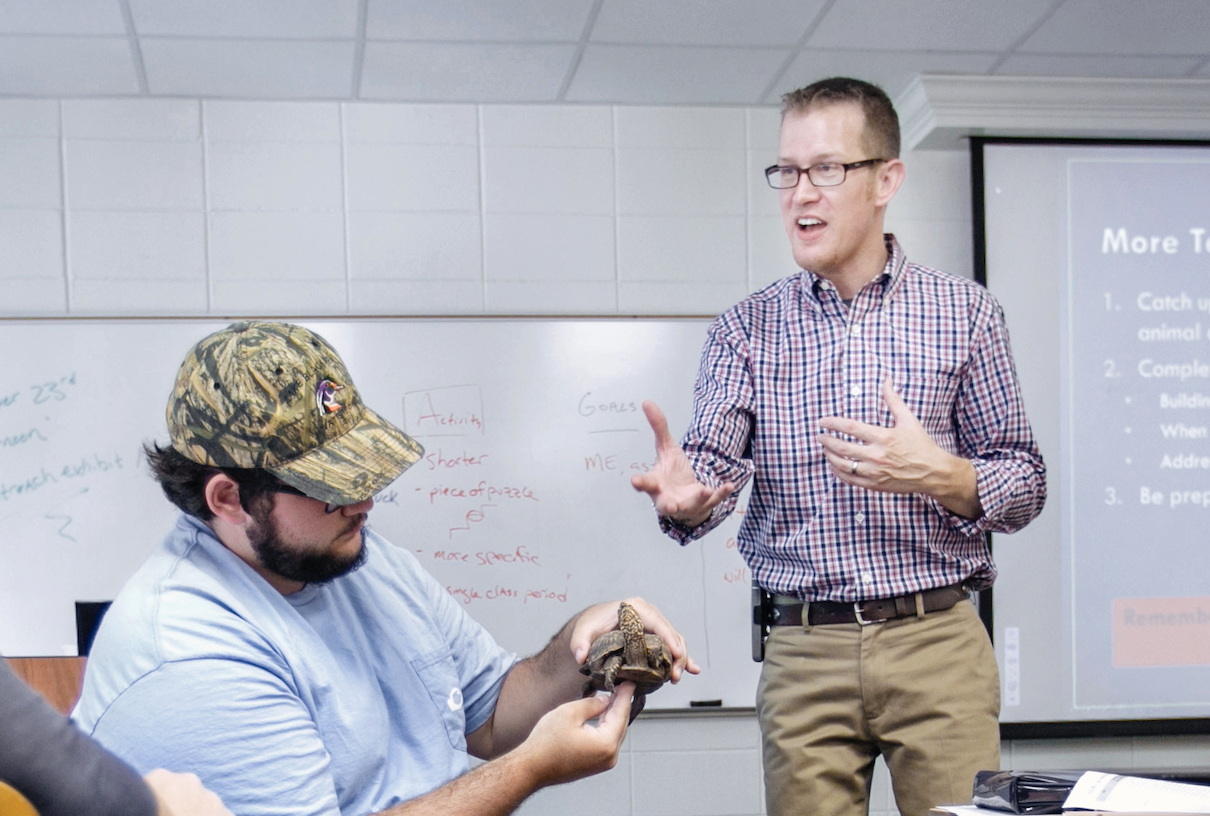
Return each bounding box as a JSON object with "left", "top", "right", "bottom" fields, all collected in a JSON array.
[{"left": 1113, "top": 597, "right": 1210, "bottom": 668}]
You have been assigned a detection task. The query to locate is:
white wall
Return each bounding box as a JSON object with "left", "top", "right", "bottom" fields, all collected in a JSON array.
[
  {"left": 2, "top": 97, "right": 1206, "bottom": 816},
  {"left": 0, "top": 97, "right": 962, "bottom": 317}
]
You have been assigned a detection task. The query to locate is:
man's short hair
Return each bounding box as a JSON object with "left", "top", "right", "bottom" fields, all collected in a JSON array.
[
  {"left": 781, "top": 76, "right": 900, "bottom": 160},
  {"left": 144, "top": 442, "right": 277, "bottom": 521}
]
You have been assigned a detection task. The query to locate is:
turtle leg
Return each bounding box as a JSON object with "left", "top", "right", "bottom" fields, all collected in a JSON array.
[
  {"left": 628, "top": 692, "right": 647, "bottom": 724},
  {"left": 602, "top": 654, "right": 621, "bottom": 691}
]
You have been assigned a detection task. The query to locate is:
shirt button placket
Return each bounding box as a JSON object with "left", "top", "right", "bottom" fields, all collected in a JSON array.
[{"left": 843, "top": 315, "right": 863, "bottom": 405}]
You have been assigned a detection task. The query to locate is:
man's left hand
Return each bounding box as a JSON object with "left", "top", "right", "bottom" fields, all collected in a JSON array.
[
  {"left": 570, "top": 597, "right": 700, "bottom": 684},
  {"left": 817, "top": 378, "right": 981, "bottom": 518}
]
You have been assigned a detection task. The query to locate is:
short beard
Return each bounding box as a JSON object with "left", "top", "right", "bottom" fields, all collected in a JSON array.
[{"left": 246, "top": 497, "right": 368, "bottom": 586}]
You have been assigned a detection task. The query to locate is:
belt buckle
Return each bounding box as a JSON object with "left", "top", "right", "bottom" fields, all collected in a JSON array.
[{"left": 854, "top": 601, "right": 875, "bottom": 626}]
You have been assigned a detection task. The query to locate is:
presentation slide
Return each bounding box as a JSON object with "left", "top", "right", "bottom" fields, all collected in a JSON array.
[{"left": 979, "top": 140, "right": 1210, "bottom": 728}]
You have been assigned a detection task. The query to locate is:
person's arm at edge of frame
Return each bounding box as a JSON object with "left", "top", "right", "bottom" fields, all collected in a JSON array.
[
  {"left": 0, "top": 658, "right": 233, "bottom": 816},
  {"left": 144, "top": 770, "right": 234, "bottom": 816}
]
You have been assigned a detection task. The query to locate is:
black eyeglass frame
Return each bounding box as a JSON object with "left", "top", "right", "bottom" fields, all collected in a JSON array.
[
  {"left": 764, "top": 158, "right": 887, "bottom": 189},
  {"left": 268, "top": 481, "right": 342, "bottom": 514}
]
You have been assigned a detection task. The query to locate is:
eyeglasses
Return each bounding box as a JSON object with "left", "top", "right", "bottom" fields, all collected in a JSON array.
[
  {"left": 764, "top": 159, "right": 886, "bottom": 189},
  {"left": 268, "top": 481, "right": 341, "bottom": 514}
]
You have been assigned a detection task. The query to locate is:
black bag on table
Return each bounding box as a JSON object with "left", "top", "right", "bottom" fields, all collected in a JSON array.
[{"left": 971, "top": 769, "right": 1084, "bottom": 814}]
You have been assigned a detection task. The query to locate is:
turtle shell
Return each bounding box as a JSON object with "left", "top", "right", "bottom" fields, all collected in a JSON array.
[
  {"left": 579, "top": 602, "right": 674, "bottom": 704},
  {"left": 580, "top": 632, "right": 671, "bottom": 695}
]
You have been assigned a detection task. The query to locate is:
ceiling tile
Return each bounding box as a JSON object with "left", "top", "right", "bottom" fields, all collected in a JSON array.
[
  {"left": 567, "top": 45, "right": 789, "bottom": 104},
  {"left": 0, "top": 36, "right": 138, "bottom": 95},
  {"left": 366, "top": 0, "right": 594, "bottom": 41},
  {"left": 361, "top": 43, "right": 575, "bottom": 102},
  {"left": 770, "top": 50, "right": 997, "bottom": 102},
  {"left": 1019, "top": 0, "right": 1210, "bottom": 55},
  {"left": 996, "top": 54, "right": 1203, "bottom": 79},
  {"left": 0, "top": 1, "right": 1206, "bottom": 105},
  {"left": 129, "top": 0, "right": 358, "bottom": 38},
  {"left": 141, "top": 39, "right": 356, "bottom": 98},
  {"left": 0, "top": 0, "right": 125, "bottom": 35},
  {"left": 590, "top": 0, "right": 827, "bottom": 46},
  {"left": 808, "top": 0, "right": 1057, "bottom": 51}
]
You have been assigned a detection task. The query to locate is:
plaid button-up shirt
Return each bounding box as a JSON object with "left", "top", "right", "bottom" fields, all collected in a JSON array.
[{"left": 666, "top": 236, "right": 1046, "bottom": 601}]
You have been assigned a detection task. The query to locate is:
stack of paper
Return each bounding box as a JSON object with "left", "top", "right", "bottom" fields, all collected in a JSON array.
[
  {"left": 931, "top": 770, "right": 1210, "bottom": 815},
  {"left": 1063, "top": 771, "right": 1210, "bottom": 813}
]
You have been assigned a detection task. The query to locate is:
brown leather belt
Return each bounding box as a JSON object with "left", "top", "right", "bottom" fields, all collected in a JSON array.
[{"left": 769, "top": 583, "right": 968, "bottom": 626}]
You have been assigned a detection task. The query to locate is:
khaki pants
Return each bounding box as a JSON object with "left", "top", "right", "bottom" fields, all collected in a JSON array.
[{"left": 757, "top": 600, "right": 1000, "bottom": 816}]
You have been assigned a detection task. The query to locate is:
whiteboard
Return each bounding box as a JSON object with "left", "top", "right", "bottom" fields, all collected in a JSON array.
[{"left": 0, "top": 318, "right": 759, "bottom": 710}]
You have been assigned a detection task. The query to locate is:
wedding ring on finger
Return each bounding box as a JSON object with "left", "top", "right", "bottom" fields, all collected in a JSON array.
[{"left": 850, "top": 459, "right": 858, "bottom": 475}]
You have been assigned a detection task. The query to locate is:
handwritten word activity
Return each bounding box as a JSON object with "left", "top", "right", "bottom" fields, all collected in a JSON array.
[
  {"left": 0, "top": 319, "right": 759, "bottom": 709},
  {"left": 982, "top": 142, "right": 1210, "bottom": 726}
]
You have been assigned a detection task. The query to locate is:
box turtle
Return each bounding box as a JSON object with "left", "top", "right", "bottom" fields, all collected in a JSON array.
[{"left": 579, "top": 601, "right": 673, "bottom": 720}]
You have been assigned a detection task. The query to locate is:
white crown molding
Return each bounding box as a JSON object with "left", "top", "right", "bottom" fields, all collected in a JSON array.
[{"left": 896, "top": 74, "right": 1210, "bottom": 151}]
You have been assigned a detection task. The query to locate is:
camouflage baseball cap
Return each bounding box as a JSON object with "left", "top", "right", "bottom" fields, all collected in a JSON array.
[{"left": 168, "top": 321, "right": 424, "bottom": 506}]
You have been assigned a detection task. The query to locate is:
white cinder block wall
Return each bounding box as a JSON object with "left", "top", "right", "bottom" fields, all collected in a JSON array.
[
  {"left": 0, "top": 97, "right": 968, "bottom": 317},
  {"left": 3, "top": 97, "right": 1207, "bottom": 816}
]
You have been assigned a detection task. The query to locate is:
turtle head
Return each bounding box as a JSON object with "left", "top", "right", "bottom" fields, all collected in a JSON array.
[
  {"left": 618, "top": 601, "right": 648, "bottom": 665},
  {"left": 618, "top": 601, "right": 644, "bottom": 637}
]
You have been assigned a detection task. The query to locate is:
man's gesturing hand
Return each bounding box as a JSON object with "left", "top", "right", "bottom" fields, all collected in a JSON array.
[
  {"left": 817, "top": 378, "right": 981, "bottom": 519},
  {"left": 630, "top": 400, "right": 735, "bottom": 528}
]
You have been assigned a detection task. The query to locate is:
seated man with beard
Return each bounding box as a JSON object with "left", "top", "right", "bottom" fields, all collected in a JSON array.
[{"left": 72, "top": 321, "right": 696, "bottom": 816}]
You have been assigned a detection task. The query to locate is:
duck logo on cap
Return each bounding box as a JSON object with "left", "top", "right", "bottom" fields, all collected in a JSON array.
[{"left": 316, "top": 379, "right": 345, "bottom": 415}]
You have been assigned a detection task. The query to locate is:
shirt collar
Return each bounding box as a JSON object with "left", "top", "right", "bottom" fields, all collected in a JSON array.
[
  {"left": 798, "top": 233, "right": 907, "bottom": 308},
  {"left": 880, "top": 233, "right": 909, "bottom": 304}
]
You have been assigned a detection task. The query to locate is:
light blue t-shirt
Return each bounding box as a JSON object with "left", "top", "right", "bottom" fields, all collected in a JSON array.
[{"left": 72, "top": 514, "right": 516, "bottom": 816}]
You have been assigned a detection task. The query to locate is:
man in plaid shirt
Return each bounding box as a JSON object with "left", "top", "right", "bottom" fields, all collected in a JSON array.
[{"left": 633, "top": 77, "right": 1046, "bottom": 816}]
